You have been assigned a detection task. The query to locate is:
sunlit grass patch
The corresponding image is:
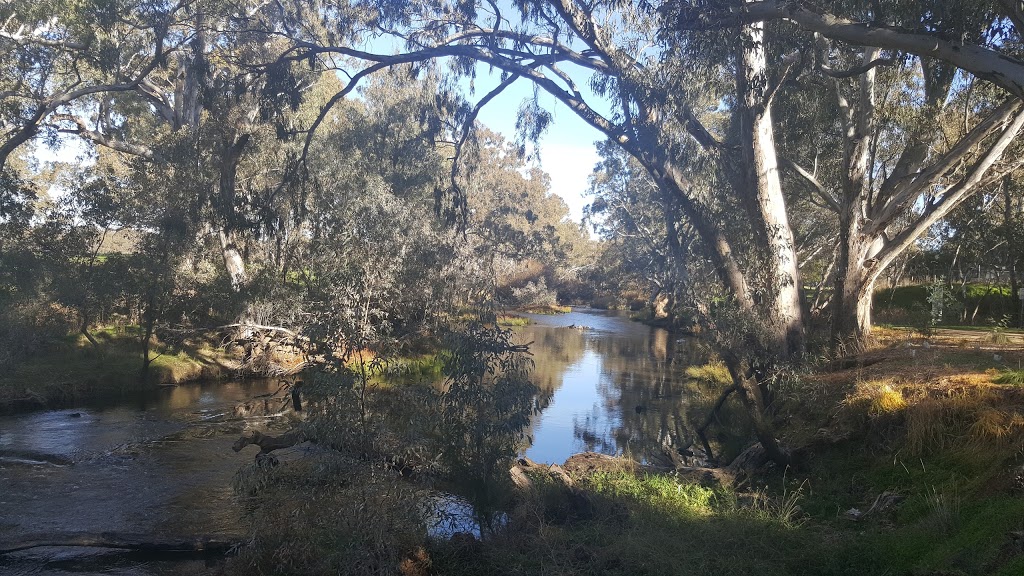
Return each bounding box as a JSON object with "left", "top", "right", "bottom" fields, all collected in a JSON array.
[
  {"left": 841, "top": 379, "right": 908, "bottom": 419},
  {"left": 869, "top": 383, "right": 908, "bottom": 415},
  {"left": 994, "top": 369, "right": 1024, "bottom": 385},
  {"left": 519, "top": 304, "right": 571, "bottom": 314},
  {"left": 497, "top": 314, "right": 530, "bottom": 327},
  {"left": 685, "top": 360, "right": 731, "bottom": 386},
  {"left": 0, "top": 328, "right": 237, "bottom": 411},
  {"left": 584, "top": 471, "right": 722, "bottom": 518}
]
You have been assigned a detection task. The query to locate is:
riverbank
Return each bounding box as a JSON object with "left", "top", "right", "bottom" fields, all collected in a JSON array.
[
  {"left": 225, "top": 333, "right": 1024, "bottom": 575},
  {"left": 0, "top": 328, "right": 240, "bottom": 412},
  {"left": 429, "top": 338, "right": 1024, "bottom": 575}
]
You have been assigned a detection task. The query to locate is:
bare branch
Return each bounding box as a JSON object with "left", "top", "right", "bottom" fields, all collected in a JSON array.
[{"left": 780, "top": 157, "right": 840, "bottom": 212}]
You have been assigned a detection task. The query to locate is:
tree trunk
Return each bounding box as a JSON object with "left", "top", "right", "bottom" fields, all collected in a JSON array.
[
  {"left": 831, "top": 226, "right": 881, "bottom": 350},
  {"left": 217, "top": 229, "right": 247, "bottom": 291},
  {"left": 694, "top": 13, "right": 801, "bottom": 468},
  {"left": 724, "top": 356, "right": 791, "bottom": 466},
  {"left": 214, "top": 134, "right": 251, "bottom": 291},
  {"left": 139, "top": 291, "right": 156, "bottom": 383},
  {"left": 736, "top": 13, "right": 804, "bottom": 359},
  {"left": 833, "top": 270, "right": 876, "bottom": 351}
]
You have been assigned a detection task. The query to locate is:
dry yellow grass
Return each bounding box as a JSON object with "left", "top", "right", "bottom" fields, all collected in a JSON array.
[{"left": 793, "top": 341, "right": 1024, "bottom": 456}]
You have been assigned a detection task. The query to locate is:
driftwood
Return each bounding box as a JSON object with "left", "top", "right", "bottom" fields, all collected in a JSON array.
[
  {"left": 232, "top": 429, "right": 307, "bottom": 454},
  {"left": 0, "top": 532, "right": 240, "bottom": 555}
]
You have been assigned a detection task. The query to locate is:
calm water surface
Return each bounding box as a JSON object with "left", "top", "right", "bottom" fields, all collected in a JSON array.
[
  {"left": 518, "top": 308, "right": 706, "bottom": 464},
  {"left": 0, "top": 308, "right": 705, "bottom": 573},
  {"left": 0, "top": 380, "right": 285, "bottom": 575}
]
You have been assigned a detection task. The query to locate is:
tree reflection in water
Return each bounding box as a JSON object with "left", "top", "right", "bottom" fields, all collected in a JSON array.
[{"left": 517, "top": 309, "right": 750, "bottom": 465}]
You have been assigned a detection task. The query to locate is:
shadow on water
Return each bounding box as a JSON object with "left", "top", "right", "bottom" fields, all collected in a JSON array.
[
  {"left": 517, "top": 308, "right": 743, "bottom": 465},
  {"left": 0, "top": 379, "right": 285, "bottom": 575}
]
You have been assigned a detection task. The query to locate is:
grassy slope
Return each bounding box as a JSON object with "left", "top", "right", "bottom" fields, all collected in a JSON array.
[
  {"left": 0, "top": 327, "right": 237, "bottom": 411},
  {"left": 427, "top": 337, "right": 1024, "bottom": 576}
]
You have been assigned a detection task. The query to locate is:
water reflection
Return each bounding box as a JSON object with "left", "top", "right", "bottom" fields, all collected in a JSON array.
[
  {"left": 0, "top": 379, "right": 282, "bottom": 576},
  {"left": 518, "top": 308, "right": 713, "bottom": 465}
]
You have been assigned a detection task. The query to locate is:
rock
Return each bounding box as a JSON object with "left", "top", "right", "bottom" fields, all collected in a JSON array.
[
  {"left": 68, "top": 412, "right": 82, "bottom": 418},
  {"left": 548, "top": 463, "right": 574, "bottom": 487},
  {"left": 509, "top": 465, "right": 533, "bottom": 490},
  {"left": 562, "top": 452, "right": 667, "bottom": 476},
  {"left": 561, "top": 451, "right": 730, "bottom": 488},
  {"left": 845, "top": 491, "right": 904, "bottom": 522},
  {"left": 676, "top": 466, "right": 733, "bottom": 488},
  {"left": 864, "top": 491, "right": 904, "bottom": 516}
]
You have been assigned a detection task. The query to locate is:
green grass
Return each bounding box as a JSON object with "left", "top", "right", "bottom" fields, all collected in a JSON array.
[
  {"left": 0, "top": 328, "right": 234, "bottom": 411},
  {"left": 430, "top": 469, "right": 875, "bottom": 576},
  {"left": 994, "top": 369, "right": 1024, "bottom": 385},
  {"left": 519, "top": 304, "right": 572, "bottom": 315},
  {"left": 497, "top": 314, "right": 531, "bottom": 327},
  {"left": 685, "top": 360, "right": 732, "bottom": 386}
]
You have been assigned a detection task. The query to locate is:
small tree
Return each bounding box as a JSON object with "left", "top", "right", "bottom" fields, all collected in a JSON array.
[{"left": 436, "top": 323, "right": 537, "bottom": 534}]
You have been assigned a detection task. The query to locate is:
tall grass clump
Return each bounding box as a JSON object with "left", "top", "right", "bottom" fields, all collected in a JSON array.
[{"left": 994, "top": 369, "right": 1024, "bottom": 386}]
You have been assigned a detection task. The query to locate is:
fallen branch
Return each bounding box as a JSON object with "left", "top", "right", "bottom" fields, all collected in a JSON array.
[
  {"left": 0, "top": 532, "right": 240, "bottom": 555},
  {"left": 696, "top": 384, "right": 740, "bottom": 461}
]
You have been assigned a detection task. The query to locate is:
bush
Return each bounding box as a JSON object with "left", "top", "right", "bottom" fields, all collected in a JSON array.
[
  {"left": 0, "top": 299, "right": 77, "bottom": 369},
  {"left": 874, "top": 283, "right": 1017, "bottom": 326},
  {"left": 508, "top": 277, "right": 558, "bottom": 309}
]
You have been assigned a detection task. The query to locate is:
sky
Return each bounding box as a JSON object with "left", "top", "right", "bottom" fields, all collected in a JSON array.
[
  {"left": 468, "top": 71, "right": 606, "bottom": 223},
  {"left": 464, "top": 58, "right": 613, "bottom": 225}
]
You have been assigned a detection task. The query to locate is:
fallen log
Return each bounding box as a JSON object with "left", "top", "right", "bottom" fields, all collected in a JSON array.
[
  {"left": 232, "top": 429, "right": 307, "bottom": 454},
  {"left": 0, "top": 532, "right": 240, "bottom": 555}
]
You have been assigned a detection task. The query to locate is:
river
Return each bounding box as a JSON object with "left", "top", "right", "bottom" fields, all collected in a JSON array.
[
  {"left": 516, "top": 308, "right": 707, "bottom": 464},
  {"left": 0, "top": 308, "right": 707, "bottom": 574}
]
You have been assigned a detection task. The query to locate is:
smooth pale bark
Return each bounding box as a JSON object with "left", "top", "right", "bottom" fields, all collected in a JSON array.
[
  {"left": 736, "top": 16, "right": 804, "bottom": 358},
  {"left": 785, "top": 43, "right": 1024, "bottom": 348},
  {"left": 218, "top": 229, "right": 248, "bottom": 291},
  {"left": 716, "top": 14, "right": 800, "bottom": 466}
]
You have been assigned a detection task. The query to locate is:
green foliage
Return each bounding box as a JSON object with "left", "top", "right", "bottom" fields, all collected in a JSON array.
[
  {"left": 229, "top": 452, "right": 426, "bottom": 576},
  {"left": 436, "top": 323, "right": 538, "bottom": 528},
  {"left": 875, "top": 283, "right": 1018, "bottom": 327},
  {"left": 509, "top": 277, "right": 558, "bottom": 309},
  {"left": 994, "top": 369, "right": 1024, "bottom": 386}
]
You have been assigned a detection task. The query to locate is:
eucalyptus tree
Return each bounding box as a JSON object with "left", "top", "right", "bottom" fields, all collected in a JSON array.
[
  {"left": 459, "top": 128, "right": 582, "bottom": 306},
  {"left": 586, "top": 139, "right": 696, "bottom": 315},
  {"left": 17, "top": 0, "right": 329, "bottom": 292},
  {"left": 741, "top": 1, "right": 1024, "bottom": 347},
  {"left": 0, "top": 0, "right": 186, "bottom": 170},
  {"left": 270, "top": 0, "right": 809, "bottom": 463}
]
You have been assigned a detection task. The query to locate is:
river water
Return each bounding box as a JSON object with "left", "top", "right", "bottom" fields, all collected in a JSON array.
[
  {"left": 0, "top": 308, "right": 705, "bottom": 574},
  {"left": 517, "top": 308, "right": 706, "bottom": 464},
  {"left": 0, "top": 381, "right": 285, "bottom": 575}
]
